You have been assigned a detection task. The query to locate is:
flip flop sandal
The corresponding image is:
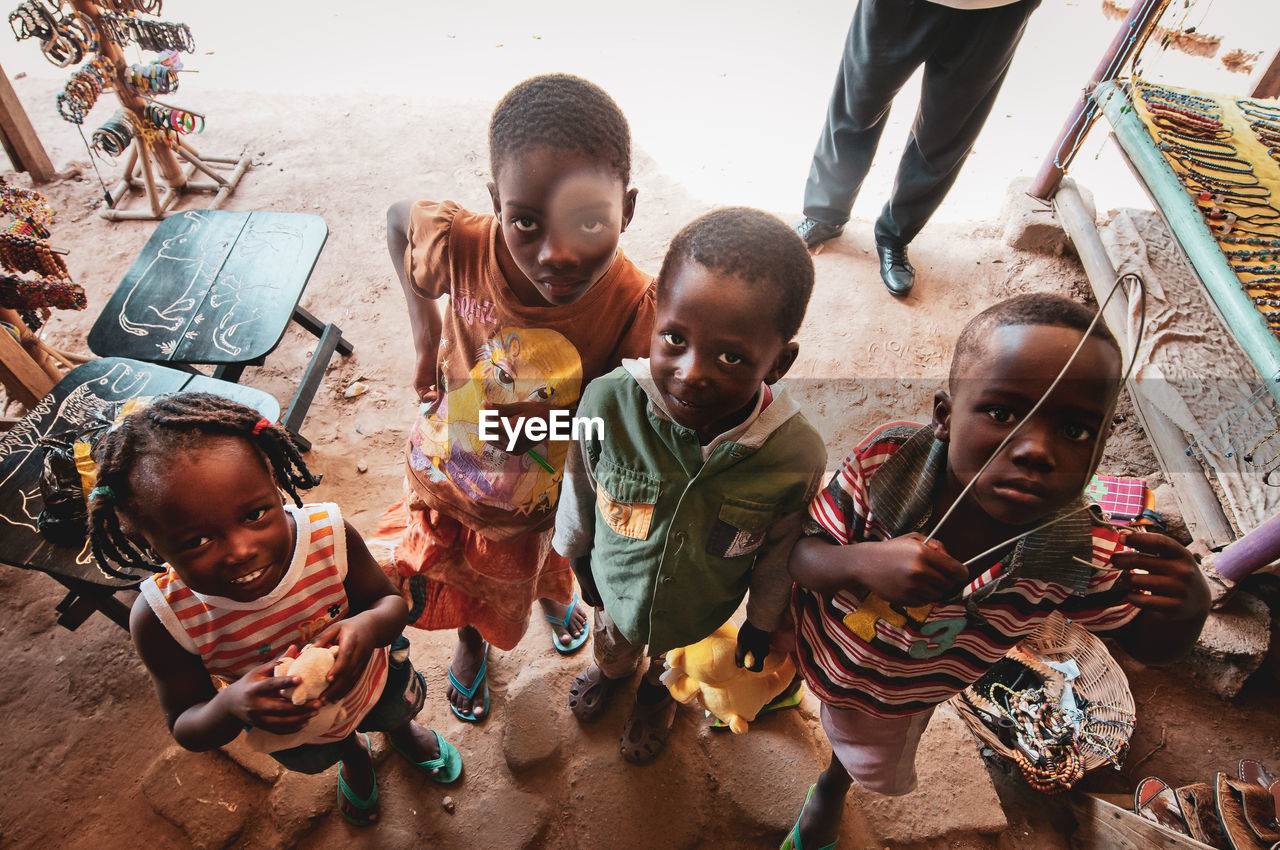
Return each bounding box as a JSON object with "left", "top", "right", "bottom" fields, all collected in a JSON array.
[
  {"left": 619, "top": 693, "right": 677, "bottom": 765},
  {"left": 337, "top": 734, "right": 378, "bottom": 827},
  {"left": 391, "top": 728, "right": 463, "bottom": 784},
  {"left": 448, "top": 640, "right": 489, "bottom": 723},
  {"left": 569, "top": 664, "right": 625, "bottom": 723},
  {"left": 1133, "top": 776, "right": 1191, "bottom": 835},
  {"left": 779, "top": 784, "right": 838, "bottom": 850},
  {"left": 546, "top": 591, "right": 590, "bottom": 654},
  {"left": 709, "top": 678, "right": 804, "bottom": 731}
]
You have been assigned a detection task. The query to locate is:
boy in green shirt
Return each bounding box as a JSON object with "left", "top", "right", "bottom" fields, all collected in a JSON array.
[{"left": 553, "top": 208, "right": 827, "bottom": 763}]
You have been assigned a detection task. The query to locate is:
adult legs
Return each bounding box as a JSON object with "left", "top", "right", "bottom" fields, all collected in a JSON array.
[
  {"left": 802, "top": 0, "right": 940, "bottom": 229},
  {"left": 873, "top": 0, "right": 1041, "bottom": 248}
]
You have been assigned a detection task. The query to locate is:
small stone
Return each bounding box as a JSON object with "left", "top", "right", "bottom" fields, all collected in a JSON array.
[
  {"left": 343, "top": 381, "right": 368, "bottom": 398},
  {"left": 442, "top": 796, "right": 455, "bottom": 814},
  {"left": 356, "top": 459, "right": 368, "bottom": 474}
]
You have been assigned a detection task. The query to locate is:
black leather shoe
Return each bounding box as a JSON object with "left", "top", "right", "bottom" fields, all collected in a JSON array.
[
  {"left": 877, "top": 244, "right": 914, "bottom": 296},
  {"left": 795, "top": 217, "right": 845, "bottom": 250}
]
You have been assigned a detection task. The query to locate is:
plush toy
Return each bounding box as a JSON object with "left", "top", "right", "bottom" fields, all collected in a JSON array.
[
  {"left": 275, "top": 644, "right": 338, "bottom": 705},
  {"left": 660, "top": 622, "right": 797, "bottom": 734}
]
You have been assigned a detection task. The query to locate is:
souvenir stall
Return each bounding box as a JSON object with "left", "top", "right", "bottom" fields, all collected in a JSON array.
[{"left": 948, "top": 3, "right": 1280, "bottom": 846}]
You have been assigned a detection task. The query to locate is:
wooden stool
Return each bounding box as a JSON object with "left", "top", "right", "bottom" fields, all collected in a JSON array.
[
  {"left": 87, "top": 210, "right": 351, "bottom": 450},
  {"left": 0, "top": 357, "right": 280, "bottom": 630}
]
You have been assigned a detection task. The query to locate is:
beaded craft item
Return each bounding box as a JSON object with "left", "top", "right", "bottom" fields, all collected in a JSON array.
[{"left": 1132, "top": 81, "right": 1280, "bottom": 333}]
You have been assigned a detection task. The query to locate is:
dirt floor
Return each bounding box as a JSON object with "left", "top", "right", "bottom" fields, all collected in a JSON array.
[{"left": 1, "top": 1, "right": 1278, "bottom": 848}]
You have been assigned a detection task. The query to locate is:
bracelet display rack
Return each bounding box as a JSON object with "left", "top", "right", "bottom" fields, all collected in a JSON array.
[{"left": 69, "top": 0, "right": 250, "bottom": 220}]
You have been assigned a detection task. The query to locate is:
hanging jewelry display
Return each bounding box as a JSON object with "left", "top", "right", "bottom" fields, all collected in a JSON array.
[
  {"left": 1132, "top": 81, "right": 1280, "bottom": 334},
  {"left": 8, "top": 0, "right": 250, "bottom": 220},
  {"left": 0, "top": 179, "right": 86, "bottom": 331}
]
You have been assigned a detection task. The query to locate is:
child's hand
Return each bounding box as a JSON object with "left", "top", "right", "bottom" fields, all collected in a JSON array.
[
  {"left": 220, "top": 649, "right": 318, "bottom": 734},
  {"left": 570, "top": 555, "right": 603, "bottom": 608},
  {"left": 1113, "top": 530, "right": 1210, "bottom": 620},
  {"left": 311, "top": 617, "right": 378, "bottom": 704},
  {"left": 853, "top": 533, "right": 969, "bottom": 606},
  {"left": 414, "top": 351, "right": 439, "bottom": 403},
  {"left": 480, "top": 399, "right": 565, "bottom": 456},
  {"left": 735, "top": 622, "right": 772, "bottom": 672}
]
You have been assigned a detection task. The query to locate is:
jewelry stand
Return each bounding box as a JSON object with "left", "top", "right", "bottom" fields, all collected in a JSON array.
[{"left": 68, "top": 0, "right": 251, "bottom": 220}]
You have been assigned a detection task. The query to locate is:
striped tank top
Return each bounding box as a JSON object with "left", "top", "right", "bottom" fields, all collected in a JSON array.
[{"left": 140, "top": 503, "right": 389, "bottom": 744}]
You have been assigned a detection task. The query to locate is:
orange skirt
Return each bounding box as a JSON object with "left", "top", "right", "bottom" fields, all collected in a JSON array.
[{"left": 368, "top": 490, "right": 572, "bottom": 651}]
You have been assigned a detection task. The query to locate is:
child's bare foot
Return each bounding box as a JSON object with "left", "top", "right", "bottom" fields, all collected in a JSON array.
[
  {"left": 619, "top": 679, "right": 677, "bottom": 764},
  {"left": 788, "top": 766, "right": 849, "bottom": 849},
  {"left": 447, "top": 626, "right": 489, "bottom": 722},
  {"left": 388, "top": 721, "right": 463, "bottom": 784},
  {"left": 337, "top": 734, "right": 378, "bottom": 826},
  {"left": 539, "top": 595, "right": 588, "bottom": 653},
  {"left": 387, "top": 721, "right": 441, "bottom": 768}
]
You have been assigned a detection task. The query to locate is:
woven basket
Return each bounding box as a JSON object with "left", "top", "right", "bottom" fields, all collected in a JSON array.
[{"left": 951, "top": 611, "right": 1135, "bottom": 774}]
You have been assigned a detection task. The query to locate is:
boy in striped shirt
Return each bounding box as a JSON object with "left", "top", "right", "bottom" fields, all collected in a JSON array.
[{"left": 783, "top": 294, "right": 1209, "bottom": 849}]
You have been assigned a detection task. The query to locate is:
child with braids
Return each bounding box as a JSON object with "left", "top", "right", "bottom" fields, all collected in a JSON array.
[
  {"left": 375, "top": 73, "right": 655, "bottom": 722},
  {"left": 89, "top": 392, "right": 463, "bottom": 828}
]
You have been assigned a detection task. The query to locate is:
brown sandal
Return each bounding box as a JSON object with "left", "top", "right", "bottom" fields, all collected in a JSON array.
[
  {"left": 569, "top": 664, "right": 625, "bottom": 723},
  {"left": 1134, "top": 777, "right": 1190, "bottom": 835},
  {"left": 619, "top": 692, "right": 677, "bottom": 765}
]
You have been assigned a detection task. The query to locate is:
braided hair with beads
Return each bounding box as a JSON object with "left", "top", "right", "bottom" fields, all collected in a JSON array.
[{"left": 87, "top": 392, "right": 321, "bottom": 580}]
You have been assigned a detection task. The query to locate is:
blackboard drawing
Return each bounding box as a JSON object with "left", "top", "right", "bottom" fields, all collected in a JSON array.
[
  {"left": 0, "top": 362, "right": 151, "bottom": 534},
  {"left": 208, "top": 275, "right": 270, "bottom": 356},
  {"left": 116, "top": 211, "right": 227, "bottom": 341}
]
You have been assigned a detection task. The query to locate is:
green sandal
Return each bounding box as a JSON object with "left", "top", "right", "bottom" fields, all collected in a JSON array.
[
  {"left": 780, "top": 784, "right": 837, "bottom": 850},
  {"left": 337, "top": 735, "right": 378, "bottom": 827},
  {"left": 391, "top": 729, "right": 463, "bottom": 784}
]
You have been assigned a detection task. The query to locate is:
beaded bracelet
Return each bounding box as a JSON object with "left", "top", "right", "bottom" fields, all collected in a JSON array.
[
  {"left": 0, "top": 273, "right": 86, "bottom": 312},
  {"left": 0, "top": 178, "right": 54, "bottom": 232},
  {"left": 0, "top": 231, "right": 69, "bottom": 278}
]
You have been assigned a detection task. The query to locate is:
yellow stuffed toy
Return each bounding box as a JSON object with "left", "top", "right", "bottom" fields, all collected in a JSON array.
[{"left": 660, "top": 622, "right": 797, "bottom": 734}]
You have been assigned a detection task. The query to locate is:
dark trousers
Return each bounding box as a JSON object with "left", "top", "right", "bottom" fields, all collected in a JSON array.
[{"left": 802, "top": 0, "right": 1040, "bottom": 247}]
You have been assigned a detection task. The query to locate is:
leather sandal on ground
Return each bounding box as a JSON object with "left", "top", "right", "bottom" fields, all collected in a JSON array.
[
  {"left": 337, "top": 734, "right": 378, "bottom": 827},
  {"left": 619, "top": 692, "right": 677, "bottom": 765},
  {"left": 1134, "top": 776, "right": 1191, "bottom": 836},
  {"left": 1216, "top": 771, "right": 1280, "bottom": 849},
  {"left": 568, "top": 664, "right": 625, "bottom": 723},
  {"left": 1176, "top": 782, "right": 1231, "bottom": 849}
]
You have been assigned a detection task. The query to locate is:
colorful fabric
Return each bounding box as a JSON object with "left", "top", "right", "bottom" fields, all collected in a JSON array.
[
  {"left": 793, "top": 423, "right": 1138, "bottom": 719},
  {"left": 139, "top": 503, "right": 390, "bottom": 744},
  {"left": 1085, "top": 474, "right": 1152, "bottom": 526},
  {"left": 367, "top": 488, "right": 572, "bottom": 651},
  {"left": 553, "top": 359, "right": 827, "bottom": 654},
  {"left": 401, "top": 200, "right": 655, "bottom": 541}
]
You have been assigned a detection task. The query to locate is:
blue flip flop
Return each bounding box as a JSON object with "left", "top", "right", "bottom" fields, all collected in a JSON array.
[
  {"left": 546, "top": 592, "right": 589, "bottom": 654},
  {"left": 780, "top": 784, "right": 838, "bottom": 850},
  {"left": 448, "top": 640, "right": 489, "bottom": 723},
  {"left": 391, "top": 728, "right": 463, "bottom": 784},
  {"left": 337, "top": 734, "right": 378, "bottom": 827}
]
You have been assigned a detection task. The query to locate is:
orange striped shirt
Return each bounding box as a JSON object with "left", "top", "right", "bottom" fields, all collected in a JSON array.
[{"left": 140, "top": 503, "right": 389, "bottom": 744}]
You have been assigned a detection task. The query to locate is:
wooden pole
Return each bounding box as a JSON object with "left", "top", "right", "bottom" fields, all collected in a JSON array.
[
  {"left": 1249, "top": 47, "right": 1280, "bottom": 99},
  {"left": 1054, "top": 180, "right": 1236, "bottom": 547},
  {"left": 0, "top": 62, "right": 55, "bottom": 183},
  {"left": 1027, "top": 0, "right": 1171, "bottom": 203},
  {"left": 69, "top": 0, "right": 186, "bottom": 188}
]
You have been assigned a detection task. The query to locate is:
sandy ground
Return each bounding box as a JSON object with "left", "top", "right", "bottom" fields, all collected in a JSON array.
[{"left": 1, "top": 1, "right": 1278, "bottom": 847}]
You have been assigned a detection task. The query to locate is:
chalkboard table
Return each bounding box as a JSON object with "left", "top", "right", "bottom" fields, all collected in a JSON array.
[
  {"left": 0, "top": 357, "right": 280, "bottom": 631},
  {"left": 87, "top": 210, "right": 352, "bottom": 450}
]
